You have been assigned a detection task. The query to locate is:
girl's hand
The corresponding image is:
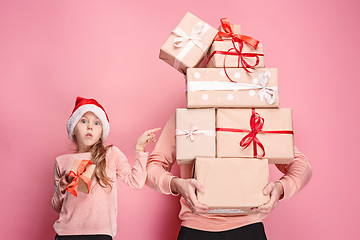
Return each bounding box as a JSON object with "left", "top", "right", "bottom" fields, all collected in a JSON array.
[
  {"left": 170, "top": 177, "right": 209, "bottom": 213},
  {"left": 135, "top": 128, "right": 162, "bottom": 152},
  {"left": 59, "top": 173, "right": 74, "bottom": 194},
  {"left": 251, "top": 181, "right": 284, "bottom": 214}
]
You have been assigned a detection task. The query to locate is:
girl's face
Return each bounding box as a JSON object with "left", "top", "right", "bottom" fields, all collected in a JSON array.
[{"left": 73, "top": 111, "right": 103, "bottom": 152}]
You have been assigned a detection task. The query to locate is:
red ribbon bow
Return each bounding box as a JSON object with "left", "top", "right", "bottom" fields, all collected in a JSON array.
[
  {"left": 66, "top": 159, "right": 93, "bottom": 197},
  {"left": 214, "top": 18, "right": 259, "bottom": 48},
  {"left": 207, "top": 18, "right": 264, "bottom": 79},
  {"left": 216, "top": 109, "right": 294, "bottom": 158},
  {"left": 240, "top": 109, "right": 266, "bottom": 157}
]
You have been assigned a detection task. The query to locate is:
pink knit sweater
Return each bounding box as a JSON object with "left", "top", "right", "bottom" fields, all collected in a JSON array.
[
  {"left": 146, "top": 113, "right": 312, "bottom": 231},
  {"left": 52, "top": 146, "right": 148, "bottom": 237}
]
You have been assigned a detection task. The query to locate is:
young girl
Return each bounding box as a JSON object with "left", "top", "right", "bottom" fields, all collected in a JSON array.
[{"left": 52, "top": 96, "right": 161, "bottom": 240}]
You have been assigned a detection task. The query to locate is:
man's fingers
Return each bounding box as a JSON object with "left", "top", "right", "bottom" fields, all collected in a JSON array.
[
  {"left": 258, "top": 196, "right": 278, "bottom": 213},
  {"left": 263, "top": 182, "right": 275, "bottom": 195},
  {"left": 188, "top": 179, "right": 209, "bottom": 212},
  {"left": 190, "top": 179, "right": 205, "bottom": 192},
  {"left": 194, "top": 202, "right": 209, "bottom": 212},
  {"left": 257, "top": 205, "right": 272, "bottom": 213},
  {"left": 268, "top": 195, "right": 278, "bottom": 208},
  {"left": 186, "top": 193, "right": 196, "bottom": 211},
  {"left": 188, "top": 191, "right": 209, "bottom": 212}
]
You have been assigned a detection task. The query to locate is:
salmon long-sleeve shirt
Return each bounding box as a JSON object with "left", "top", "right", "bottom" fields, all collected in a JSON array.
[
  {"left": 146, "top": 114, "right": 312, "bottom": 231},
  {"left": 52, "top": 146, "right": 148, "bottom": 237}
]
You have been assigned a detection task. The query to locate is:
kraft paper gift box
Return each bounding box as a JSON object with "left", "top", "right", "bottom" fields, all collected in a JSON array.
[
  {"left": 159, "top": 12, "right": 218, "bottom": 74},
  {"left": 67, "top": 159, "right": 96, "bottom": 196},
  {"left": 216, "top": 108, "right": 294, "bottom": 164},
  {"left": 194, "top": 157, "right": 270, "bottom": 215},
  {"left": 207, "top": 41, "right": 265, "bottom": 69},
  {"left": 206, "top": 18, "right": 264, "bottom": 69},
  {"left": 176, "top": 108, "right": 216, "bottom": 164},
  {"left": 186, "top": 68, "right": 279, "bottom": 108}
]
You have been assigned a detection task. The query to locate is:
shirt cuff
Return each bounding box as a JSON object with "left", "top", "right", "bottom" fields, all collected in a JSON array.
[
  {"left": 162, "top": 175, "right": 179, "bottom": 196},
  {"left": 134, "top": 150, "right": 149, "bottom": 160},
  {"left": 277, "top": 179, "right": 287, "bottom": 200}
]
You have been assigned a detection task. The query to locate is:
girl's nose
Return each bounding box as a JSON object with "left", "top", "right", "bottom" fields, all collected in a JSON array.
[{"left": 87, "top": 124, "right": 93, "bottom": 130}]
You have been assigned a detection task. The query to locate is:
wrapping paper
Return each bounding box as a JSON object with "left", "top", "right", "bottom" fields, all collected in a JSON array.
[
  {"left": 207, "top": 41, "right": 264, "bottom": 68},
  {"left": 216, "top": 108, "right": 294, "bottom": 164},
  {"left": 194, "top": 157, "right": 270, "bottom": 215},
  {"left": 159, "top": 12, "right": 218, "bottom": 74},
  {"left": 176, "top": 108, "right": 216, "bottom": 164},
  {"left": 187, "top": 68, "right": 279, "bottom": 108}
]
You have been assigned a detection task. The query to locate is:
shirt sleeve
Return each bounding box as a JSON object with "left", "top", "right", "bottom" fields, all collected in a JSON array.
[
  {"left": 110, "top": 146, "right": 148, "bottom": 190},
  {"left": 146, "top": 113, "right": 178, "bottom": 196},
  {"left": 275, "top": 146, "right": 313, "bottom": 200},
  {"left": 51, "top": 159, "right": 66, "bottom": 213}
]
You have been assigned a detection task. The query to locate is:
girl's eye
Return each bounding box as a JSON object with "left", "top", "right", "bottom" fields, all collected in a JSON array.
[
  {"left": 95, "top": 121, "right": 100, "bottom": 125},
  {"left": 81, "top": 119, "right": 87, "bottom": 123}
]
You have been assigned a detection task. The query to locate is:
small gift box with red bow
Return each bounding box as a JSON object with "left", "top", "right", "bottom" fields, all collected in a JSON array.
[
  {"left": 216, "top": 108, "right": 294, "bottom": 164},
  {"left": 159, "top": 12, "right": 218, "bottom": 74},
  {"left": 186, "top": 68, "right": 279, "bottom": 108},
  {"left": 218, "top": 23, "right": 241, "bottom": 39},
  {"left": 66, "top": 159, "right": 96, "bottom": 197},
  {"left": 206, "top": 18, "right": 265, "bottom": 71},
  {"left": 194, "top": 157, "right": 270, "bottom": 215},
  {"left": 176, "top": 108, "right": 216, "bottom": 164}
]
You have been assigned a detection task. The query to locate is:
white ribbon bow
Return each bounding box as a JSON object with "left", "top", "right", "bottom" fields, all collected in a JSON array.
[
  {"left": 257, "top": 72, "right": 278, "bottom": 104},
  {"left": 176, "top": 124, "right": 215, "bottom": 142},
  {"left": 173, "top": 22, "right": 208, "bottom": 51}
]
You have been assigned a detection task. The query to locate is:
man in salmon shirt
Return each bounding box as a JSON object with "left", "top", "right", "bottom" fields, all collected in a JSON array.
[{"left": 146, "top": 114, "right": 312, "bottom": 240}]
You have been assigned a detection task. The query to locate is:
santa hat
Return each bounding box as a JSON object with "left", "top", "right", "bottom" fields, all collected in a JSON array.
[{"left": 67, "top": 97, "right": 110, "bottom": 141}]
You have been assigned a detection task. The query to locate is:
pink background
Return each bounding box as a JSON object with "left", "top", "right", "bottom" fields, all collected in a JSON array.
[{"left": 1, "top": 0, "right": 359, "bottom": 239}]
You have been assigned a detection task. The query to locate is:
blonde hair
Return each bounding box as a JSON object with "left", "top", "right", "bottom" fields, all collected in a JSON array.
[{"left": 74, "top": 137, "right": 114, "bottom": 190}]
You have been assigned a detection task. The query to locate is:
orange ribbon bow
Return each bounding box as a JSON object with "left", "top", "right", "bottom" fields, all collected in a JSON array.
[{"left": 66, "top": 160, "right": 93, "bottom": 197}]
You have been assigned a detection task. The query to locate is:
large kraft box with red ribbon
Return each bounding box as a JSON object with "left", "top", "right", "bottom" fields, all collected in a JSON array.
[
  {"left": 176, "top": 108, "right": 216, "bottom": 164},
  {"left": 67, "top": 159, "right": 96, "bottom": 196},
  {"left": 206, "top": 18, "right": 264, "bottom": 69},
  {"left": 194, "top": 157, "right": 270, "bottom": 215},
  {"left": 216, "top": 108, "right": 294, "bottom": 164},
  {"left": 159, "top": 12, "right": 218, "bottom": 74},
  {"left": 186, "top": 68, "right": 279, "bottom": 108}
]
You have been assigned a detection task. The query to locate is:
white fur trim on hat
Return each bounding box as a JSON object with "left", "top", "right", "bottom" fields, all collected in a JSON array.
[{"left": 67, "top": 104, "right": 110, "bottom": 141}]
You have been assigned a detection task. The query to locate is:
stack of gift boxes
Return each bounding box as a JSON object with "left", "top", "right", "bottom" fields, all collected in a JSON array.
[{"left": 160, "top": 12, "right": 294, "bottom": 215}]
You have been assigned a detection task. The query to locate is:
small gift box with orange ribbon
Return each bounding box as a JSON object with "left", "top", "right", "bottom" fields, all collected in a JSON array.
[
  {"left": 176, "top": 108, "right": 216, "bottom": 164},
  {"left": 216, "top": 108, "right": 294, "bottom": 164},
  {"left": 206, "top": 18, "right": 265, "bottom": 71},
  {"left": 66, "top": 159, "right": 96, "bottom": 197},
  {"left": 186, "top": 68, "right": 279, "bottom": 108},
  {"left": 159, "top": 12, "right": 218, "bottom": 74},
  {"left": 194, "top": 157, "right": 270, "bottom": 215}
]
